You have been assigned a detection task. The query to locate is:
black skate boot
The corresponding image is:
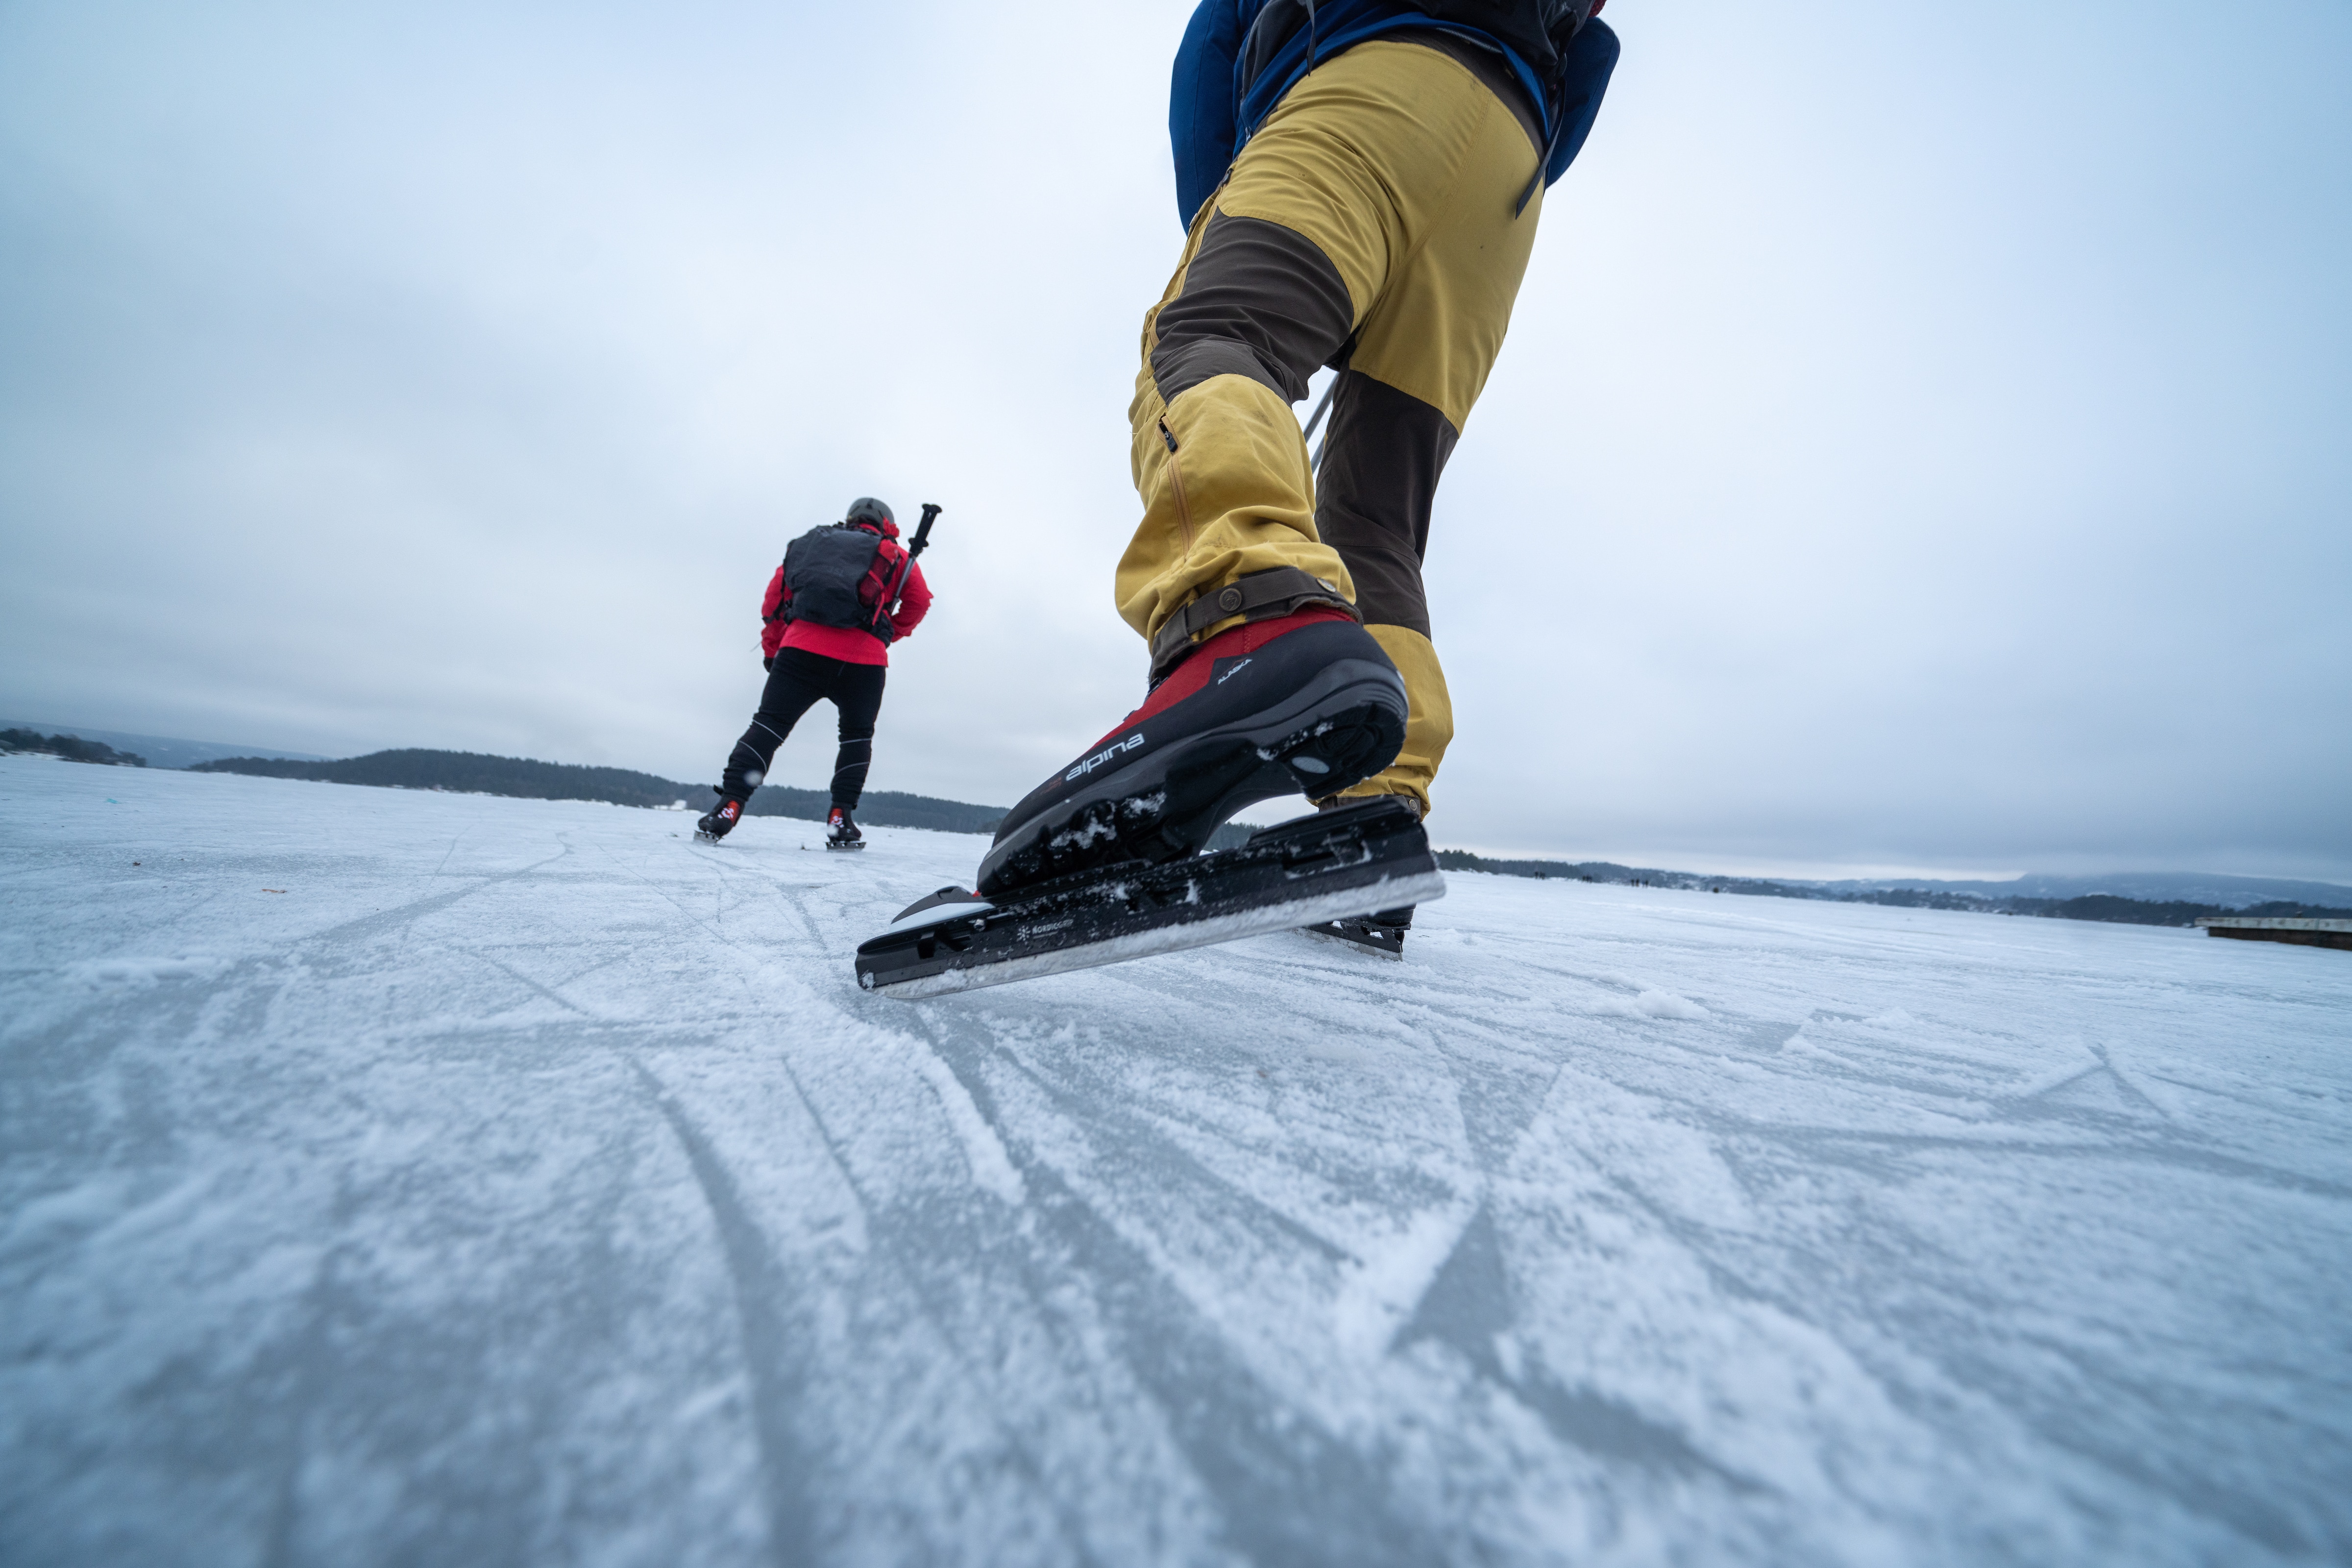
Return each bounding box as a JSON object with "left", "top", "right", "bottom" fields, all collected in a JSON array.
[
  {"left": 975, "top": 598, "right": 1408, "bottom": 897},
  {"left": 826, "top": 805, "right": 865, "bottom": 851},
  {"left": 1304, "top": 904, "right": 1414, "bottom": 959},
  {"left": 696, "top": 790, "right": 745, "bottom": 843}
]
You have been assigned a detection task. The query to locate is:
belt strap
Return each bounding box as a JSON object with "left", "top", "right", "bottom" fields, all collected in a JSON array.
[{"left": 1148, "top": 566, "right": 1356, "bottom": 682}]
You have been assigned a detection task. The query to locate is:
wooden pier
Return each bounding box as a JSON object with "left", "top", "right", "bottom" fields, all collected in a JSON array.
[{"left": 2195, "top": 916, "right": 2352, "bottom": 952}]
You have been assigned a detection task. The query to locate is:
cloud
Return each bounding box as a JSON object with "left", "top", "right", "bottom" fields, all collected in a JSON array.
[{"left": 2, "top": 0, "right": 2346, "bottom": 879}]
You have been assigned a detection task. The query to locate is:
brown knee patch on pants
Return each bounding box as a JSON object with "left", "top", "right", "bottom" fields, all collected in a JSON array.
[{"left": 1150, "top": 213, "right": 1354, "bottom": 407}]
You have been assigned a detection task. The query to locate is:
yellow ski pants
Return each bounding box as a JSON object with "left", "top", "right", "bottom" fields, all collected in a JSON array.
[{"left": 1120, "top": 38, "right": 1547, "bottom": 819}]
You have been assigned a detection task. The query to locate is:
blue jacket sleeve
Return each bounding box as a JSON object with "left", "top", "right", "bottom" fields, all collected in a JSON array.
[
  {"left": 1170, "top": 0, "right": 1248, "bottom": 230},
  {"left": 1544, "top": 17, "right": 1620, "bottom": 186}
]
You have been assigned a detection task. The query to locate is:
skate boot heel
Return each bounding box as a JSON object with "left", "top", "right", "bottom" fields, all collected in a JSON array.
[{"left": 1270, "top": 666, "right": 1411, "bottom": 795}]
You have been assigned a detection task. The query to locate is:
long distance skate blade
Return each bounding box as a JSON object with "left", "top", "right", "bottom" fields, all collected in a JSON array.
[
  {"left": 1302, "top": 920, "right": 1406, "bottom": 959},
  {"left": 855, "top": 798, "right": 1442, "bottom": 999}
]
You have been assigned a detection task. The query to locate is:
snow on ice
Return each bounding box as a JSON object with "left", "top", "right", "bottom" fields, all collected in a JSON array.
[{"left": 2, "top": 753, "right": 2348, "bottom": 1566}]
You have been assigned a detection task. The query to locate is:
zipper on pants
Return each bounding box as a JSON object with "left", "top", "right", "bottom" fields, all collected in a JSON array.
[{"left": 1159, "top": 417, "right": 1195, "bottom": 554}]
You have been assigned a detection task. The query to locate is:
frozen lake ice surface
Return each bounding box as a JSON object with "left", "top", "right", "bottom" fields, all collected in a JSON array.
[{"left": 3, "top": 753, "right": 2348, "bottom": 1567}]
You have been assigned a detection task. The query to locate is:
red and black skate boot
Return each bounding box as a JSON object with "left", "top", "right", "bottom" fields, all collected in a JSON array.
[
  {"left": 826, "top": 805, "right": 865, "bottom": 851},
  {"left": 695, "top": 791, "right": 745, "bottom": 843},
  {"left": 975, "top": 583, "right": 1407, "bottom": 897}
]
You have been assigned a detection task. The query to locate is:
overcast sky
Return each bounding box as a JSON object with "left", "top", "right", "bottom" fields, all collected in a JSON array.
[{"left": 3, "top": 0, "right": 2347, "bottom": 881}]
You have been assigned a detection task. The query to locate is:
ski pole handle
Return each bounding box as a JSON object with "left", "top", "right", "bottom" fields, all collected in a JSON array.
[
  {"left": 871, "top": 503, "right": 942, "bottom": 637},
  {"left": 908, "top": 502, "right": 942, "bottom": 560}
]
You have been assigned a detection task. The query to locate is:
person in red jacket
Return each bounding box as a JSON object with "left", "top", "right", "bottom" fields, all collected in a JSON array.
[{"left": 697, "top": 496, "right": 932, "bottom": 847}]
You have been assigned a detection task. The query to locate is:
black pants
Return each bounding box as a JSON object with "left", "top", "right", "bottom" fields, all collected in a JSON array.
[{"left": 723, "top": 648, "right": 887, "bottom": 807}]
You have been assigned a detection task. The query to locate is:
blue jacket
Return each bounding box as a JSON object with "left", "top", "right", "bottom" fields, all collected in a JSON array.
[{"left": 1169, "top": 1, "right": 1620, "bottom": 228}]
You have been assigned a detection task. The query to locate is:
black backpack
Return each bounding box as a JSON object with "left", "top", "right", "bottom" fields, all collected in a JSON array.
[
  {"left": 775, "top": 523, "right": 893, "bottom": 639},
  {"left": 1241, "top": 1, "right": 1600, "bottom": 98}
]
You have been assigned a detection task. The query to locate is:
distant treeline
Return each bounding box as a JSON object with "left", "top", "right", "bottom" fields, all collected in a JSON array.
[
  {"left": 0, "top": 728, "right": 147, "bottom": 767},
  {"left": 1436, "top": 850, "right": 1659, "bottom": 883},
  {"left": 1831, "top": 890, "right": 2352, "bottom": 926},
  {"left": 1433, "top": 849, "right": 2352, "bottom": 929},
  {"left": 196, "top": 749, "right": 689, "bottom": 805},
  {"left": 191, "top": 749, "right": 1007, "bottom": 835}
]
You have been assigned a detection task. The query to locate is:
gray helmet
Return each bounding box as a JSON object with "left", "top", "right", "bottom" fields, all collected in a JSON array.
[{"left": 844, "top": 496, "right": 894, "bottom": 529}]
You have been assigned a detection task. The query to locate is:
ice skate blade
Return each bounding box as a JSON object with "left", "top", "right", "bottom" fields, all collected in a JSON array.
[
  {"left": 874, "top": 872, "right": 1443, "bottom": 999},
  {"left": 858, "top": 796, "right": 1439, "bottom": 999},
  {"left": 1302, "top": 922, "right": 1406, "bottom": 960}
]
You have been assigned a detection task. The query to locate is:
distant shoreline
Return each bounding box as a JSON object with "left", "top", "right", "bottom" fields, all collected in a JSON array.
[
  {"left": 12, "top": 735, "right": 2343, "bottom": 930},
  {"left": 1434, "top": 849, "right": 2352, "bottom": 930}
]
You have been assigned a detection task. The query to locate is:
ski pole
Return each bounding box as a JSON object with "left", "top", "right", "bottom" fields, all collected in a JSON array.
[
  {"left": 870, "top": 502, "right": 941, "bottom": 638},
  {"left": 1301, "top": 376, "right": 1338, "bottom": 445}
]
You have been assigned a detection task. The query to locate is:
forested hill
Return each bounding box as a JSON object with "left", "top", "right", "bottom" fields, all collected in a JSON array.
[
  {"left": 1, "top": 728, "right": 148, "bottom": 767},
  {"left": 190, "top": 749, "right": 1007, "bottom": 834},
  {"left": 194, "top": 749, "right": 686, "bottom": 805}
]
